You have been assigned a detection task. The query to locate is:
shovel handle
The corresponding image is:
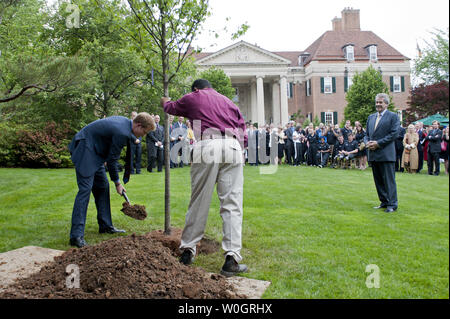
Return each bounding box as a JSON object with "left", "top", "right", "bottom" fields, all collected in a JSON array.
[{"left": 122, "top": 191, "right": 130, "bottom": 203}]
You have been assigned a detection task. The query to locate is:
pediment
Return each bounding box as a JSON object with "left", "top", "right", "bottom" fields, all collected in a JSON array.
[{"left": 196, "top": 41, "right": 291, "bottom": 66}]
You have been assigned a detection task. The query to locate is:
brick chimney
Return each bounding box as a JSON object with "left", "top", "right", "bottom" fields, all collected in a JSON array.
[
  {"left": 332, "top": 16, "right": 342, "bottom": 31},
  {"left": 341, "top": 7, "right": 360, "bottom": 31}
]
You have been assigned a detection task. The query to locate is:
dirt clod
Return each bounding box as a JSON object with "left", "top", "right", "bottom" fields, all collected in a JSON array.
[
  {"left": 121, "top": 202, "right": 147, "bottom": 220},
  {"left": 0, "top": 232, "right": 244, "bottom": 299}
]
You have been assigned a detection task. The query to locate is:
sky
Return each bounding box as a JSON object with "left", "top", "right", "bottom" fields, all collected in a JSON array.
[
  {"left": 191, "top": 0, "right": 449, "bottom": 62},
  {"left": 45, "top": 0, "right": 449, "bottom": 62}
]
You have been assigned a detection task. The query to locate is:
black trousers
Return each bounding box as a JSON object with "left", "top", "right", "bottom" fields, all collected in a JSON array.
[
  {"left": 371, "top": 161, "right": 398, "bottom": 209},
  {"left": 148, "top": 148, "right": 164, "bottom": 172},
  {"left": 130, "top": 143, "right": 142, "bottom": 173},
  {"left": 285, "top": 142, "right": 293, "bottom": 164},
  {"left": 428, "top": 151, "right": 440, "bottom": 175},
  {"left": 417, "top": 149, "right": 424, "bottom": 172}
]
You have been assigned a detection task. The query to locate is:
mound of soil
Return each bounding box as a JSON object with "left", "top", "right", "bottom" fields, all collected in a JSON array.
[
  {"left": 147, "top": 228, "right": 220, "bottom": 256},
  {"left": 0, "top": 233, "right": 243, "bottom": 299},
  {"left": 121, "top": 202, "right": 147, "bottom": 220}
]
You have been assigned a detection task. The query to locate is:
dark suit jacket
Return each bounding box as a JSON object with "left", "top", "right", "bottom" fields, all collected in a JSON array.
[
  {"left": 68, "top": 116, "right": 135, "bottom": 182},
  {"left": 365, "top": 110, "right": 400, "bottom": 162},
  {"left": 146, "top": 123, "right": 165, "bottom": 158},
  {"left": 417, "top": 129, "right": 425, "bottom": 152},
  {"left": 426, "top": 129, "right": 443, "bottom": 153}
]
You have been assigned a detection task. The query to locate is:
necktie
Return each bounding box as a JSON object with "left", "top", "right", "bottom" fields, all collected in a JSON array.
[
  {"left": 123, "top": 139, "right": 131, "bottom": 184},
  {"left": 374, "top": 113, "right": 381, "bottom": 130}
]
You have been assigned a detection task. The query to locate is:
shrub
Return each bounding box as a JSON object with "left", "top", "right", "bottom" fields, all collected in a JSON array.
[{"left": 16, "top": 122, "right": 75, "bottom": 168}]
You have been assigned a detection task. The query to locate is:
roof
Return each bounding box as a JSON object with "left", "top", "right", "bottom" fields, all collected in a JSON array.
[{"left": 302, "top": 30, "right": 409, "bottom": 65}]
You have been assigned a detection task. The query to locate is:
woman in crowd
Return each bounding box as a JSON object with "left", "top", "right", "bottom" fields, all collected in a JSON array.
[
  {"left": 292, "top": 125, "right": 303, "bottom": 166},
  {"left": 401, "top": 124, "right": 419, "bottom": 173},
  {"left": 276, "top": 125, "right": 285, "bottom": 165},
  {"left": 354, "top": 121, "right": 367, "bottom": 170}
]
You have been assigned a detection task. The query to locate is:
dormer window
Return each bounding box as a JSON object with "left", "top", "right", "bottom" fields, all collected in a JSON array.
[
  {"left": 365, "top": 44, "right": 378, "bottom": 61},
  {"left": 343, "top": 45, "right": 354, "bottom": 62},
  {"left": 298, "top": 52, "right": 310, "bottom": 66}
]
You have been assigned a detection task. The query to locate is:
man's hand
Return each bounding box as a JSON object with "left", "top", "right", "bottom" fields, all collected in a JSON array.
[
  {"left": 115, "top": 183, "right": 126, "bottom": 196},
  {"left": 135, "top": 139, "right": 140, "bottom": 144},
  {"left": 367, "top": 140, "right": 379, "bottom": 150},
  {"left": 160, "top": 97, "right": 170, "bottom": 107}
]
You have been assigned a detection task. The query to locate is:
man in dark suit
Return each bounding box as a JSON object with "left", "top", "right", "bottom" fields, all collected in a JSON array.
[
  {"left": 130, "top": 112, "right": 142, "bottom": 174},
  {"left": 425, "top": 120, "right": 443, "bottom": 176},
  {"left": 284, "top": 122, "right": 294, "bottom": 165},
  {"left": 68, "top": 113, "right": 155, "bottom": 247},
  {"left": 146, "top": 114, "right": 165, "bottom": 172},
  {"left": 395, "top": 125, "right": 406, "bottom": 172},
  {"left": 415, "top": 122, "right": 425, "bottom": 173},
  {"left": 365, "top": 93, "right": 400, "bottom": 213}
]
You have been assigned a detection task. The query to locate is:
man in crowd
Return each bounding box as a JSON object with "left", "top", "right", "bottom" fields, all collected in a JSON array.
[
  {"left": 425, "top": 120, "right": 443, "bottom": 176},
  {"left": 341, "top": 120, "right": 352, "bottom": 141},
  {"left": 161, "top": 79, "right": 248, "bottom": 277},
  {"left": 317, "top": 136, "right": 331, "bottom": 168},
  {"left": 68, "top": 113, "right": 155, "bottom": 247},
  {"left": 333, "top": 135, "right": 345, "bottom": 168},
  {"left": 146, "top": 114, "right": 164, "bottom": 173},
  {"left": 342, "top": 133, "right": 359, "bottom": 168},
  {"left": 130, "top": 111, "right": 143, "bottom": 174},
  {"left": 395, "top": 125, "right": 406, "bottom": 172},
  {"left": 365, "top": 93, "right": 400, "bottom": 213},
  {"left": 415, "top": 122, "right": 425, "bottom": 173},
  {"left": 172, "top": 116, "right": 187, "bottom": 168}
]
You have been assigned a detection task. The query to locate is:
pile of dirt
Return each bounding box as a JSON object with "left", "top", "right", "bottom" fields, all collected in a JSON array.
[
  {"left": 121, "top": 202, "right": 147, "bottom": 220},
  {"left": 0, "top": 232, "right": 244, "bottom": 299},
  {"left": 147, "top": 228, "right": 220, "bottom": 256}
]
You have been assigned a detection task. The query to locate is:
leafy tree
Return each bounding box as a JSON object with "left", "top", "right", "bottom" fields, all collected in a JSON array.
[
  {"left": 198, "top": 66, "right": 234, "bottom": 99},
  {"left": 0, "top": 0, "right": 88, "bottom": 104},
  {"left": 344, "top": 66, "right": 395, "bottom": 126},
  {"left": 404, "top": 80, "right": 449, "bottom": 124},
  {"left": 414, "top": 28, "right": 449, "bottom": 84},
  {"left": 127, "top": 0, "right": 211, "bottom": 234}
]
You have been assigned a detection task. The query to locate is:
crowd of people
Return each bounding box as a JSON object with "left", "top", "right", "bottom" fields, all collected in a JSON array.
[
  {"left": 128, "top": 112, "right": 449, "bottom": 176},
  {"left": 243, "top": 119, "right": 449, "bottom": 175}
]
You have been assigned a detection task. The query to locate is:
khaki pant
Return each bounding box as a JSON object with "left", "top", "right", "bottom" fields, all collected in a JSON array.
[{"left": 180, "top": 139, "right": 244, "bottom": 262}]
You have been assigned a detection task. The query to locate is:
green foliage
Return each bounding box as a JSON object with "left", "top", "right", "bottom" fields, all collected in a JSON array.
[
  {"left": 199, "top": 66, "right": 235, "bottom": 99},
  {"left": 344, "top": 66, "right": 395, "bottom": 126},
  {"left": 414, "top": 28, "right": 449, "bottom": 84},
  {"left": 16, "top": 121, "right": 74, "bottom": 168}
]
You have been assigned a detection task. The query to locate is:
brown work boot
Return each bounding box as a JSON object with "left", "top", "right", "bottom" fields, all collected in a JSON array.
[{"left": 220, "top": 255, "right": 248, "bottom": 277}]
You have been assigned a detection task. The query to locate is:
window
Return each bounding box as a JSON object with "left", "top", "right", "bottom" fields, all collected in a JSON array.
[
  {"left": 306, "top": 79, "right": 311, "bottom": 96},
  {"left": 393, "top": 76, "right": 401, "bottom": 93},
  {"left": 325, "top": 112, "right": 334, "bottom": 125},
  {"left": 345, "top": 46, "right": 354, "bottom": 61},
  {"left": 397, "top": 110, "right": 403, "bottom": 124},
  {"left": 287, "top": 82, "right": 293, "bottom": 98},
  {"left": 369, "top": 45, "right": 377, "bottom": 61},
  {"left": 347, "top": 76, "right": 353, "bottom": 88},
  {"left": 324, "top": 77, "right": 332, "bottom": 94}
]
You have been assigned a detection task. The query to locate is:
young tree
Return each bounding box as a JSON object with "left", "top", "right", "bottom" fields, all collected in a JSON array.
[
  {"left": 414, "top": 28, "right": 449, "bottom": 85},
  {"left": 126, "top": 0, "right": 210, "bottom": 234},
  {"left": 404, "top": 80, "right": 449, "bottom": 124},
  {"left": 344, "top": 66, "right": 395, "bottom": 125},
  {"left": 198, "top": 66, "right": 235, "bottom": 99}
]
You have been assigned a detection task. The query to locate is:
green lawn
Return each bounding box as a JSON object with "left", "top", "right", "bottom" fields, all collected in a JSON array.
[{"left": 0, "top": 165, "right": 448, "bottom": 298}]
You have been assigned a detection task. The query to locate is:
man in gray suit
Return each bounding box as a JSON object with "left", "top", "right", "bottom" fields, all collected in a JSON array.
[{"left": 365, "top": 93, "right": 400, "bottom": 213}]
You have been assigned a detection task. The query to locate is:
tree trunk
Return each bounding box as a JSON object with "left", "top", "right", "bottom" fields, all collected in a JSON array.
[{"left": 161, "top": 16, "right": 171, "bottom": 236}]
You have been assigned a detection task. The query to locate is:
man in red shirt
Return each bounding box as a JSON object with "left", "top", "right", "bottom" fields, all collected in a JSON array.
[{"left": 161, "top": 79, "right": 248, "bottom": 277}]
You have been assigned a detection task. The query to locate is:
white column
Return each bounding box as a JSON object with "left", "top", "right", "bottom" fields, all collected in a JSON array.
[
  {"left": 256, "top": 76, "right": 265, "bottom": 126},
  {"left": 272, "top": 81, "right": 281, "bottom": 125},
  {"left": 250, "top": 81, "right": 257, "bottom": 124},
  {"left": 280, "top": 75, "right": 289, "bottom": 125}
]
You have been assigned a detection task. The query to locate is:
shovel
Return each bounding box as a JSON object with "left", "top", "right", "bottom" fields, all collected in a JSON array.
[{"left": 120, "top": 191, "right": 148, "bottom": 220}]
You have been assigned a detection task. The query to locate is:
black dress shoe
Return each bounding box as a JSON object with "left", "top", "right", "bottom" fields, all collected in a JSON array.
[
  {"left": 69, "top": 237, "right": 88, "bottom": 248},
  {"left": 220, "top": 255, "right": 248, "bottom": 277},
  {"left": 179, "top": 249, "right": 194, "bottom": 265},
  {"left": 385, "top": 207, "right": 397, "bottom": 213},
  {"left": 99, "top": 227, "right": 126, "bottom": 234},
  {"left": 373, "top": 205, "right": 387, "bottom": 209}
]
